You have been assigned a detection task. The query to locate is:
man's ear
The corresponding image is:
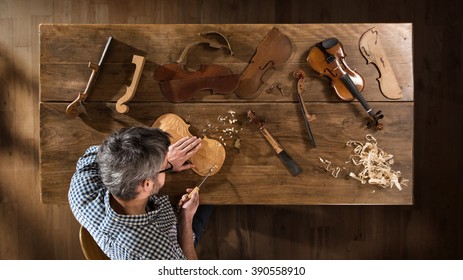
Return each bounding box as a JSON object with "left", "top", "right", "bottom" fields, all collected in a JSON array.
[{"left": 140, "top": 179, "right": 151, "bottom": 192}]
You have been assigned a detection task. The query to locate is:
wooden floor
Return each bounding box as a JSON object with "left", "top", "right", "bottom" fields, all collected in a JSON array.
[{"left": 0, "top": 0, "right": 462, "bottom": 259}]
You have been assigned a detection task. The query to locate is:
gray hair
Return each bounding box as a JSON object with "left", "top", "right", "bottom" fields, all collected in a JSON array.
[{"left": 96, "top": 127, "right": 171, "bottom": 201}]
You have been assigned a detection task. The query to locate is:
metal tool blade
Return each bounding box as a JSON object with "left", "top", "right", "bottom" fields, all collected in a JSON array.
[
  {"left": 188, "top": 166, "right": 216, "bottom": 199},
  {"left": 196, "top": 166, "right": 215, "bottom": 189},
  {"left": 98, "top": 36, "right": 113, "bottom": 65},
  {"left": 277, "top": 150, "right": 302, "bottom": 176}
]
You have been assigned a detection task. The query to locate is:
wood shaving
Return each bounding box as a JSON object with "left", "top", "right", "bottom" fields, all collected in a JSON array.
[
  {"left": 346, "top": 134, "right": 408, "bottom": 190},
  {"left": 319, "top": 157, "right": 342, "bottom": 178},
  {"left": 204, "top": 110, "right": 243, "bottom": 147}
]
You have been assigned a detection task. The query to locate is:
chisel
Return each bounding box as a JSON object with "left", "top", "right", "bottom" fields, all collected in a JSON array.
[{"left": 247, "top": 110, "right": 302, "bottom": 176}]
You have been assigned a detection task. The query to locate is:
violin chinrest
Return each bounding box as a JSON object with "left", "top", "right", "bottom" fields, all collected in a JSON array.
[{"left": 152, "top": 113, "right": 226, "bottom": 176}]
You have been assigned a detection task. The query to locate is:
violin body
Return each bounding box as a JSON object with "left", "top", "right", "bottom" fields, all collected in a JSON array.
[
  {"left": 307, "top": 38, "right": 383, "bottom": 129},
  {"left": 155, "top": 64, "right": 240, "bottom": 102},
  {"left": 152, "top": 113, "right": 225, "bottom": 176},
  {"left": 307, "top": 38, "right": 364, "bottom": 101},
  {"left": 154, "top": 32, "right": 237, "bottom": 103},
  {"left": 234, "top": 27, "right": 292, "bottom": 99}
]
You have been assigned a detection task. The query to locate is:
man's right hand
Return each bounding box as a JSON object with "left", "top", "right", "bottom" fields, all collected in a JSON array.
[
  {"left": 177, "top": 188, "right": 199, "bottom": 260},
  {"left": 178, "top": 188, "right": 199, "bottom": 218}
]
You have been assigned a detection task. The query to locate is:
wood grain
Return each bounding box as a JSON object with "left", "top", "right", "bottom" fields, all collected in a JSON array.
[
  {"left": 40, "top": 101, "right": 413, "bottom": 205},
  {"left": 39, "top": 24, "right": 413, "bottom": 103},
  {"left": 40, "top": 23, "right": 413, "bottom": 205}
]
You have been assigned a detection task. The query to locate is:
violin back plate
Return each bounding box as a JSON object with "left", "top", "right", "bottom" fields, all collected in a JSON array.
[
  {"left": 235, "top": 27, "right": 292, "bottom": 99},
  {"left": 159, "top": 74, "right": 240, "bottom": 103},
  {"left": 155, "top": 64, "right": 239, "bottom": 102},
  {"left": 152, "top": 113, "right": 225, "bottom": 176},
  {"left": 359, "top": 27, "right": 403, "bottom": 100}
]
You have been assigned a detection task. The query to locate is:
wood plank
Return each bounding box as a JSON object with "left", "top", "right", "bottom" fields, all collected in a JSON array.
[
  {"left": 40, "top": 101, "right": 413, "bottom": 205},
  {"left": 39, "top": 23, "right": 413, "bottom": 102}
]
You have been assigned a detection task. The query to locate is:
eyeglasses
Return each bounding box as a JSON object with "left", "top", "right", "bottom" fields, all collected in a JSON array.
[{"left": 158, "top": 161, "right": 173, "bottom": 173}]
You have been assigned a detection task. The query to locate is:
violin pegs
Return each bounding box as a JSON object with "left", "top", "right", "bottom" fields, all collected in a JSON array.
[
  {"left": 375, "top": 110, "right": 384, "bottom": 120},
  {"left": 366, "top": 120, "right": 373, "bottom": 129}
]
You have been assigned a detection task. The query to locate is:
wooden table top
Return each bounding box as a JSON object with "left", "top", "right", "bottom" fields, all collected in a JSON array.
[{"left": 39, "top": 23, "right": 413, "bottom": 205}]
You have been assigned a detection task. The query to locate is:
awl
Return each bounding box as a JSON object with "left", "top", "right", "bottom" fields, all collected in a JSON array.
[
  {"left": 187, "top": 165, "right": 215, "bottom": 198},
  {"left": 247, "top": 110, "right": 302, "bottom": 176}
]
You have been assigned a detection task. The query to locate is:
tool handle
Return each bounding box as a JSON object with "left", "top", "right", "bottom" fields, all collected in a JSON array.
[
  {"left": 177, "top": 186, "right": 200, "bottom": 214},
  {"left": 259, "top": 126, "right": 284, "bottom": 154},
  {"left": 187, "top": 186, "right": 200, "bottom": 199}
]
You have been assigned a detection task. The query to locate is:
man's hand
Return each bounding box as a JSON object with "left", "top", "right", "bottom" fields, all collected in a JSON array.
[
  {"left": 177, "top": 188, "right": 199, "bottom": 260},
  {"left": 167, "top": 136, "right": 201, "bottom": 172},
  {"left": 177, "top": 188, "right": 200, "bottom": 217}
]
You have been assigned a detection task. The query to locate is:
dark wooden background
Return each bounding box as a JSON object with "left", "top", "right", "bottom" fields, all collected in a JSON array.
[{"left": 0, "top": 0, "right": 461, "bottom": 259}]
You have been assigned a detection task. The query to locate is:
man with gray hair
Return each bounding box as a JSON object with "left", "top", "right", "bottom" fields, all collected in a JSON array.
[{"left": 68, "top": 126, "right": 206, "bottom": 259}]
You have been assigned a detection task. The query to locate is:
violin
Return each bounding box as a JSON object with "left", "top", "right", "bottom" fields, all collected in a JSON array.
[
  {"left": 152, "top": 113, "right": 225, "bottom": 176},
  {"left": 307, "top": 38, "right": 383, "bottom": 129}
]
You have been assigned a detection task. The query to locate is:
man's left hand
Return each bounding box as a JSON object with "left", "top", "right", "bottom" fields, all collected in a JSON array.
[{"left": 167, "top": 136, "right": 202, "bottom": 172}]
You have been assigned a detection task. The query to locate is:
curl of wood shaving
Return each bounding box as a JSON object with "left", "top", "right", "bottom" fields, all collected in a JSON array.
[
  {"left": 346, "top": 134, "right": 408, "bottom": 190},
  {"left": 319, "top": 157, "right": 342, "bottom": 178}
]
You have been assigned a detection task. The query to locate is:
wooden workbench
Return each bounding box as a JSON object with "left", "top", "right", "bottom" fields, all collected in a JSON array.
[{"left": 39, "top": 23, "right": 413, "bottom": 205}]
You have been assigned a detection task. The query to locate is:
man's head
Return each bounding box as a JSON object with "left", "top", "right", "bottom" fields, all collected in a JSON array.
[{"left": 97, "top": 127, "right": 171, "bottom": 201}]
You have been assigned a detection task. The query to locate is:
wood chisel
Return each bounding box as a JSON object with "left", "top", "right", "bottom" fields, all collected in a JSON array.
[{"left": 247, "top": 110, "right": 302, "bottom": 176}]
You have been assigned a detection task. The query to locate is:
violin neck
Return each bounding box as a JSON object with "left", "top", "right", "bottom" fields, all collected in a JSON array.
[{"left": 340, "top": 74, "right": 374, "bottom": 117}]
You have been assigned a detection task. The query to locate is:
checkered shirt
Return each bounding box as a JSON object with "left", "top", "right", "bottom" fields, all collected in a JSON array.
[{"left": 68, "top": 146, "right": 186, "bottom": 260}]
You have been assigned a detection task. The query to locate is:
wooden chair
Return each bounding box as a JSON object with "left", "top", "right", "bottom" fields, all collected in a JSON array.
[{"left": 79, "top": 225, "right": 110, "bottom": 260}]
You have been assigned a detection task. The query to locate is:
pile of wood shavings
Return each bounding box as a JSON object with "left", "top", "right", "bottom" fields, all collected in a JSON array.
[{"left": 346, "top": 134, "right": 408, "bottom": 190}]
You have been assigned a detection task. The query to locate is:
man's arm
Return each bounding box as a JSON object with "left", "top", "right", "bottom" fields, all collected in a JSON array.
[
  {"left": 68, "top": 146, "right": 104, "bottom": 214},
  {"left": 177, "top": 189, "right": 199, "bottom": 260}
]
